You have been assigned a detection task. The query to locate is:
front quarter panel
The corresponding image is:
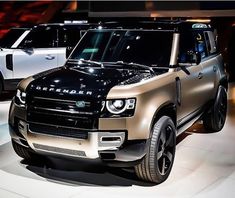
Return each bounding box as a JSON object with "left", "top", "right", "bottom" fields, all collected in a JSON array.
[{"left": 99, "top": 72, "right": 177, "bottom": 140}]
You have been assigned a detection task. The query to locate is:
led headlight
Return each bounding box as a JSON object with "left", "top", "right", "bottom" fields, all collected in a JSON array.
[
  {"left": 16, "top": 89, "right": 26, "bottom": 105},
  {"left": 106, "top": 98, "right": 136, "bottom": 115}
]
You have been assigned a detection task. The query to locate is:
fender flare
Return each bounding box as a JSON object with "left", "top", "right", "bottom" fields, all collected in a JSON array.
[
  {"left": 150, "top": 102, "right": 177, "bottom": 134},
  {"left": 219, "top": 75, "right": 228, "bottom": 91}
]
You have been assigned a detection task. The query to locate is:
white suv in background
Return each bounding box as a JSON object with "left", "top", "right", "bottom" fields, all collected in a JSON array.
[
  {"left": 0, "top": 27, "right": 31, "bottom": 94},
  {"left": 0, "top": 23, "right": 97, "bottom": 95}
]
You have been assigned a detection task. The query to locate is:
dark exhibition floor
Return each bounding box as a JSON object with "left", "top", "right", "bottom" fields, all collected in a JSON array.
[{"left": 0, "top": 85, "right": 235, "bottom": 198}]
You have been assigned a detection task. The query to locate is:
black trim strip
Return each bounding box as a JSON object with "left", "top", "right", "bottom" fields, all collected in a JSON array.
[
  {"left": 177, "top": 101, "right": 212, "bottom": 130},
  {"left": 4, "top": 79, "right": 22, "bottom": 90},
  {"left": 177, "top": 108, "right": 202, "bottom": 130}
]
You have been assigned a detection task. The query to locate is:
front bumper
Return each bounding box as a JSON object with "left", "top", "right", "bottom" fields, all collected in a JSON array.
[{"left": 9, "top": 100, "right": 148, "bottom": 166}]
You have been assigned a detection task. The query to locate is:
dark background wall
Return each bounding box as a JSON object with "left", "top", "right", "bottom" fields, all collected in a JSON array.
[{"left": 0, "top": 1, "right": 235, "bottom": 80}]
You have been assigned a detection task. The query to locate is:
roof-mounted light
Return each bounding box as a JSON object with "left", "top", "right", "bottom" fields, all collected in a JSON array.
[{"left": 186, "top": 19, "right": 211, "bottom": 23}]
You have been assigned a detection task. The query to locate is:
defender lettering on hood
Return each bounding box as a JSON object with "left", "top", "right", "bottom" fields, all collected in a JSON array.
[
  {"left": 28, "top": 66, "right": 159, "bottom": 99},
  {"left": 33, "top": 85, "right": 93, "bottom": 95}
]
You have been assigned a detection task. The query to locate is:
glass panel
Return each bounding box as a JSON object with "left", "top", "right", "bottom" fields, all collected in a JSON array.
[
  {"left": 18, "top": 26, "right": 57, "bottom": 48},
  {"left": 69, "top": 30, "right": 173, "bottom": 67}
]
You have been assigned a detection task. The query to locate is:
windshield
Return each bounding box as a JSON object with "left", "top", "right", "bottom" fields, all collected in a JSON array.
[
  {"left": 0, "top": 28, "right": 26, "bottom": 48},
  {"left": 69, "top": 30, "right": 173, "bottom": 67}
]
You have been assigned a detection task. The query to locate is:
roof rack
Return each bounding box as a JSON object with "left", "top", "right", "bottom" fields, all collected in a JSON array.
[{"left": 100, "top": 20, "right": 213, "bottom": 31}]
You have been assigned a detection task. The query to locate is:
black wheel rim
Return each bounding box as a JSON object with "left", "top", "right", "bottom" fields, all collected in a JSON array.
[
  {"left": 216, "top": 90, "right": 227, "bottom": 129},
  {"left": 157, "top": 125, "right": 175, "bottom": 176}
]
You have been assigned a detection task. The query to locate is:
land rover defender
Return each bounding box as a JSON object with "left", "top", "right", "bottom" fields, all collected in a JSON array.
[{"left": 9, "top": 21, "right": 228, "bottom": 183}]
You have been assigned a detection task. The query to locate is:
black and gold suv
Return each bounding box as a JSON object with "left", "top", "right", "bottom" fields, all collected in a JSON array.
[{"left": 9, "top": 21, "right": 228, "bottom": 184}]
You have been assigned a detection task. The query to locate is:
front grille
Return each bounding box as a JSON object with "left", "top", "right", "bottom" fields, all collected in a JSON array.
[
  {"left": 27, "top": 96, "right": 100, "bottom": 130},
  {"left": 33, "top": 143, "right": 86, "bottom": 157},
  {"left": 29, "top": 123, "right": 88, "bottom": 139}
]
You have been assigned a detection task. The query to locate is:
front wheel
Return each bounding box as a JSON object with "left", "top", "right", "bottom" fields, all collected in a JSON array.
[
  {"left": 134, "top": 116, "right": 176, "bottom": 184},
  {"left": 203, "top": 86, "right": 227, "bottom": 132}
]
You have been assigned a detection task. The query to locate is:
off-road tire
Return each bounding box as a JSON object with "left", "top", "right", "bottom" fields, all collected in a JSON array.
[
  {"left": 134, "top": 116, "right": 176, "bottom": 184},
  {"left": 203, "top": 86, "right": 227, "bottom": 132}
]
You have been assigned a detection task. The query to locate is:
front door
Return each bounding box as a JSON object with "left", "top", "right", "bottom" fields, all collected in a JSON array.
[
  {"left": 12, "top": 26, "right": 59, "bottom": 79},
  {"left": 13, "top": 48, "right": 58, "bottom": 78}
]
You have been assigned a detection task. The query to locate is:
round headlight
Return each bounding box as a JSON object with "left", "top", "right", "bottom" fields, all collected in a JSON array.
[{"left": 106, "top": 99, "right": 127, "bottom": 114}]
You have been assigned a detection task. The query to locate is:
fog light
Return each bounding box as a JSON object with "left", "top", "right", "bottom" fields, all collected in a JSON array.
[{"left": 98, "top": 132, "right": 125, "bottom": 147}]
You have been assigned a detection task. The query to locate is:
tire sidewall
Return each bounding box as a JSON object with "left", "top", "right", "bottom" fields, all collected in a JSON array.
[
  {"left": 149, "top": 116, "right": 176, "bottom": 183},
  {"left": 213, "top": 86, "right": 227, "bottom": 131}
]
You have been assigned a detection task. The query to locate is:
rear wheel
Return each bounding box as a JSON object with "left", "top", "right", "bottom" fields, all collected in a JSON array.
[
  {"left": 134, "top": 116, "right": 176, "bottom": 184},
  {"left": 203, "top": 86, "right": 227, "bottom": 132}
]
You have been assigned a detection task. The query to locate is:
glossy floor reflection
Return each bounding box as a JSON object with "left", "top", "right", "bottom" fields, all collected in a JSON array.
[{"left": 0, "top": 86, "right": 235, "bottom": 198}]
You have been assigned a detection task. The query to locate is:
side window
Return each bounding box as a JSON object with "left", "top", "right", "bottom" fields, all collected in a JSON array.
[
  {"left": 58, "top": 28, "right": 82, "bottom": 47},
  {"left": 18, "top": 27, "right": 57, "bottom": 48},
  {"left": 194, "top": 31, "right": 208, "bottom": 59},
  {"left": 178, "top": 31, "right": 196, "bottom": 63},
  {"left": 204, "top": 31, "right": 218, "bottom": 55}
]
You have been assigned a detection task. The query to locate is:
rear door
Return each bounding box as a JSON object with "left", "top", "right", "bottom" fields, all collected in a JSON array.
[
  {"left": 200, "top": 30, "right": 220, "bottom": 99},
  {"left": 12, "top": 26, "right": 58, "bottom": 79}
]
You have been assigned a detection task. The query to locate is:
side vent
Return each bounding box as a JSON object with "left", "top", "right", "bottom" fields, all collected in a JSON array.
[
  {"left": 6, "top": 54, "right": 13, "bottom": 71},
  {"left": 176, "top": 77, "right": 181, "bottom": 106}
]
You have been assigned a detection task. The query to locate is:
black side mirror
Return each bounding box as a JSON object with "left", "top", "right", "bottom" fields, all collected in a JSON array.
[
  {"left": 66, "top": 46, "right": 73, "bottom": 58},
  {"left": 194, "top": 52, "right": 201, "bottom": 65}
]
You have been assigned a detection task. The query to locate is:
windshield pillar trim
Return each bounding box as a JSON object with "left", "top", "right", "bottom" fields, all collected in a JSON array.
[{"left": 169, "top": 33, "right": 180, "bottom": 66}]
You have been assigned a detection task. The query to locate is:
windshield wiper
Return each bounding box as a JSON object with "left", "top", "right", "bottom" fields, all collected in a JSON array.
[
  {"left": 67, "top": 59, "right": 104, "bottom": 68},
  {"left": 107, "top": 61, "right": 155, "bottom": 74}
]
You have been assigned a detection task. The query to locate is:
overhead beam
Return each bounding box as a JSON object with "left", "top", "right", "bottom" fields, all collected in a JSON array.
[{"left": 89, "top": 10, "right": 235, "bottom": 18}]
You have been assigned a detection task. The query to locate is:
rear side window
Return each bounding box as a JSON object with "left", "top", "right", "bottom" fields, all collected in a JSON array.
[
  {"left": 18, "top": 27, "right": 57, "bottom": 48},
  {"left": 195, "top": 31, "right": 208, "bottom": 59},
  {"left": 204, "top": 31, "right": 218, "bottom": 55},
  {"left": 58, "top": 28, "right": 82, "bottom": 47}
]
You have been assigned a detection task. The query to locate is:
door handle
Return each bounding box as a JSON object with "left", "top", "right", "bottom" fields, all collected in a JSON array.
[
  {"left": 45, "top": 55, "right": 55, "bottom": 60},
  {"left": 198, "top": 72, "right": 203, "bottom": 79}
]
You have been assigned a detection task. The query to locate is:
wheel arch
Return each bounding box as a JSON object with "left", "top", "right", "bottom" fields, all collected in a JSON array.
[
  {"left": 219, "top": 75, "right": 228, "bottom": 91},
  {"left": 150, "top": 102, "right": 177, "bottom": 132}
]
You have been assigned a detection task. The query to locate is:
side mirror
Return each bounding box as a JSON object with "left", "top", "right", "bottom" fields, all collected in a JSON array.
[
  {"left": 66, "top": 46, "right": 73, "bottom": 58},
  {"left": 194, "top": 52, "right": 201, "bottom": 65}
]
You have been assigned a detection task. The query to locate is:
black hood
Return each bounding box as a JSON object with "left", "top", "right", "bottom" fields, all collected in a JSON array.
[
  {"left": 25, "top": 65, "right": 166, "bottom": 129},
  {"left": 28, "top": 66, "right": 156, "bottom": 99}
]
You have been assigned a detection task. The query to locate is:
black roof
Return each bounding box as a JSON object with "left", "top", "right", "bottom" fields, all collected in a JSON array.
[{"left": 100, "top": 20, "right": 213, "bottom": 32}]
